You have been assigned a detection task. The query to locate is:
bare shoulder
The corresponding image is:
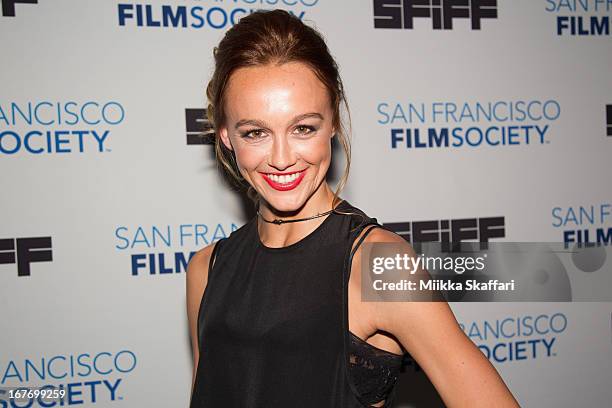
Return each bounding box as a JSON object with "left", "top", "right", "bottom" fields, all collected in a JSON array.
[
  {"left": 352, "top": 223, "right": 416, "bottom": 255},
  {"left": 349, "top": 224, "right": 415, "bottom": 283},
  {"left": 348, "top": 224, "right": 412, "bottom": 354},
  {"left": 363, "top": 225, "right": 409, "bottom": 244},
  {"left": 351, "top": 224, "right": 441, "bottom": 337},
  {"left": 187, "top": 242, "right": 216, "bottom": 278},
  {"left": 186, "top": 241, "right": 222, "bottom": 353},
  {"left": 187, "top": 241, "right": 226, "bottom": 329}
]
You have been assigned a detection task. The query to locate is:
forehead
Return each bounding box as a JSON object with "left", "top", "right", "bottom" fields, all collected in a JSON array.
[{"left": 223, "top": 61, "right": 330, "bottom": 124}]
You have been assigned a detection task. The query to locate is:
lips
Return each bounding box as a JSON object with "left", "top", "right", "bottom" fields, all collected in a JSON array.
[{"left": 260, "top": 169, "right": 306, "bottom": 191}]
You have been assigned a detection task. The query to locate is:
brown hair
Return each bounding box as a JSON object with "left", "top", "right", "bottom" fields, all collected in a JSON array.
[{"left": 205, "top": 9, "right": 352, "bottom": 209}]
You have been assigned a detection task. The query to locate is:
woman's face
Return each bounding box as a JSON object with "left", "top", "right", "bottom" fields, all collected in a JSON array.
[{"left": 218, "top": 61, "right": 335, "bottom": 212}]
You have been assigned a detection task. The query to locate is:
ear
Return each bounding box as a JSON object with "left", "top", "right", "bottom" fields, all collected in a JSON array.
[{"left": 218, "top": 127, "right": 233, "bottom": 151}]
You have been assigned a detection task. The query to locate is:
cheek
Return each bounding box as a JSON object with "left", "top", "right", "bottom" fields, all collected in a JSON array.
[
  {"left": 297, "top": 136, "right": 332, "bottom": 164},
  {"left": 232, "top": 142, "right": 267, "bottom": 171}
]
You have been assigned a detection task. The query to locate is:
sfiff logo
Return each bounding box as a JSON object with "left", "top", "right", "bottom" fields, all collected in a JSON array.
[
  {"left": 373, "top": 0, "right": 497, "bottom": 30},
  {"left": 0, "top": 236, "right": 52, "bottom": 276},
  {"left": 382, "top": 216, "right": 505, "bottom": 242},
  {"left": 1, "top": 0, "right": 37, "bottom": 17}
]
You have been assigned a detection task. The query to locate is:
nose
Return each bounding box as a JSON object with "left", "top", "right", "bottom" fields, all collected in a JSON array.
[{"left": 268, "top": 134, "right": 296, "bottom": 171}]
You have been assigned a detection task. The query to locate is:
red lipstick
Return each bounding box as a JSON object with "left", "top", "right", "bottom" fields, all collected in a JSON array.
[{"left": 260, "top": 170, "right": 306, "bottom": 191}]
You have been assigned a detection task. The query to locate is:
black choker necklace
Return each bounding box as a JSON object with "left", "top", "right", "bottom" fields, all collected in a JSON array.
[{"left": 257, "top": 208, "right": 335, "bottom": 225}]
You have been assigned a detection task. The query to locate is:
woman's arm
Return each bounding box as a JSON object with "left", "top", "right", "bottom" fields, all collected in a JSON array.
[
  {"left": 359, "top": 228, "right": 521, "bottom": 408},
  {"left": 185, "top": 242, "right": 217, "bottom": 399}
]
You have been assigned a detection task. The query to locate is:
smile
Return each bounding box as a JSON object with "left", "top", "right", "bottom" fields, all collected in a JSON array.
[{"left": 261, "top": 170, "right": 306, "bottom": 191}]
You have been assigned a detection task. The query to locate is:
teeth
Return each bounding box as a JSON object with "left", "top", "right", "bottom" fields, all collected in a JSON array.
[{"left": 268, "top": 171, "right": 301, "bottom": 184}]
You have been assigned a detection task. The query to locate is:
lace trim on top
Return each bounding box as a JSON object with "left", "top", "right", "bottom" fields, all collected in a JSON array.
[{"left": 348, "top": 331, "right": 404, "bottom": 407}]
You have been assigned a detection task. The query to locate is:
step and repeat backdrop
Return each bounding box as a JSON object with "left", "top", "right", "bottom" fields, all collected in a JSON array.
[{"left": 2, "top": 1, "right": 611, "bottom": 407}]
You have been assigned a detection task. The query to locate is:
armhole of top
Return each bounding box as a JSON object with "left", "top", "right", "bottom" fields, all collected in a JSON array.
[
  {"left": 207, "top": 238, "right": 225, "bottom": 274},
  {"left": 344, "top": 222, "right": 387, "bottom": 408},
  {"left": 196, "top": 238, "right": 226, "bottom": 354},
  {"left": 346, "top": 222, "right": 405, "bottom": 408}
]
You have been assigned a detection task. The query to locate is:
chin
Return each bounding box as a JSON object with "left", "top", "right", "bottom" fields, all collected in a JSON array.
[{"left": 264, "top": 194, "right": 305, "bottom": 213}]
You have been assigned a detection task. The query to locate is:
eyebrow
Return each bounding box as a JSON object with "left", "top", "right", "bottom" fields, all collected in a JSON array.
[{"left": 234, "top": 112, "right": 324, "bottom": 129}]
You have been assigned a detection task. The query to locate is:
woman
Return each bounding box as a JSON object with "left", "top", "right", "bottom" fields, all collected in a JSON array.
[{"left": 186, "top": 9, "right": 520, "bottom": 408}]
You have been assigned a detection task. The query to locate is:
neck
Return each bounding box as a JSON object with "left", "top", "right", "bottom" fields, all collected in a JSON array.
[{"left": 256, "top": 183, "right": 339, "bottom": 248}]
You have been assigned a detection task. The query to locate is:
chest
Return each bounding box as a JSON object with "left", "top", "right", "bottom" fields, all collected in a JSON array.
[{"left": 201, "top": 243, "right": 348, "bottom": 352}]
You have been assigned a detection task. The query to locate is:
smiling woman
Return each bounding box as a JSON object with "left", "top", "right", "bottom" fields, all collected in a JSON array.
[{"left": 185, "top": 8, "right": 521, "bottom": 408}]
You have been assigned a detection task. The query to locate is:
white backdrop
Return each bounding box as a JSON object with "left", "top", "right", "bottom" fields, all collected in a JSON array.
[{"left": 2, "top": 1, "right": 611, "bottom": 407}]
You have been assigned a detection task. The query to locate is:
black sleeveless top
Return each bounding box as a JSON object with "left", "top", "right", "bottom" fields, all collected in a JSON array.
[{"left": 190, "top": 199, "right": 405, "bottom": 408}]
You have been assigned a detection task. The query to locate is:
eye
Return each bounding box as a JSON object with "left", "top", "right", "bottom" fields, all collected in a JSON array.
[
  {"left": 241, "top": 129, "right": 266, "bottom": 139},
  {"left": 294, "top": 125, "right": 316, "bottom": 135}
]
